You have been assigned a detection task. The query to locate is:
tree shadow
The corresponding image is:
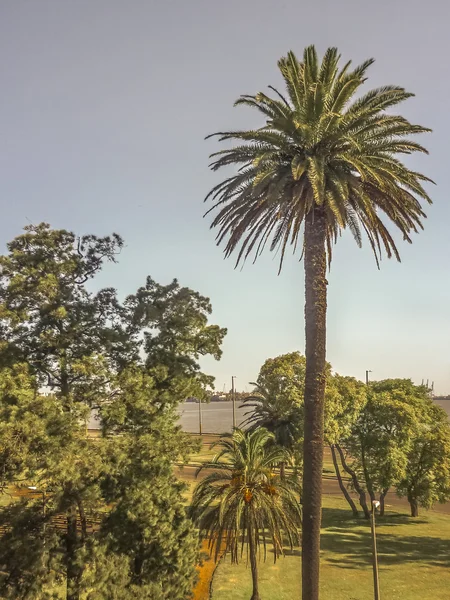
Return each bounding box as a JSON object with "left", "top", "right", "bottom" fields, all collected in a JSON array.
[
  {"left": 322, "top": 507, "right": 428, "bottom": 529},
  {"left": 319, "top": 507, "right": 450, "bottom": 570},
  {"left": 322, "top": 508, "right": 428, "bottom": 529}
]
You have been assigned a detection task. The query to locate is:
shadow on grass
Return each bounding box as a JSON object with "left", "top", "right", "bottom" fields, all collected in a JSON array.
[
  {"left": 319, "top": 507, "right": 450, "bottom": 570},
  {"left": 321, "top": 507, "right": 428, "bottom": 529}
]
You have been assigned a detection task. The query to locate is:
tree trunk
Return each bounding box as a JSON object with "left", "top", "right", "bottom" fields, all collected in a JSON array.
[
  {"left": 280, "top": 461, "right": 286, "bottom": 480},
  {"left": 379, "top": 489, "right": 388, "bottom": 517},
  {"left": 302, "top": 207, "right": 327, "bottom": 600},
  {"left": 133, "top": 545, "right": 145, "bottom": 583},
  {"left": 75, "top": 495, "right": 87, "bottom": 541},
  {"left": 66, "top": 504, "right": 81, "bottom": 600},
  {"left": 330, "top": 445, "right": 359, "bottom": 517},
  {"left": 408, "top": 494, "right": 419, "bottom": 517},
  {"left": 336, "top": 444, "right": 370, "bottom": 519},
  {"left": 60, "top": 352, "right": 70, "bottom": 401},
  {"left": 248, "top": 524, "right": 260, "bottom": 600},
  {"left": 361, "top": 444, "right": 375, "bottom": 503}
]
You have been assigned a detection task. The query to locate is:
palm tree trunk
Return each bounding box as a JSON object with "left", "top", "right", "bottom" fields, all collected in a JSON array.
[
  {"left": 302, "top": 206, "right": 327, "bottom": 600},
  {"left": 330, "top": 445, "right": 359, "bottom": 517},
  {"left": 248, "top": 524, "right": 260, "bottom": 600}
]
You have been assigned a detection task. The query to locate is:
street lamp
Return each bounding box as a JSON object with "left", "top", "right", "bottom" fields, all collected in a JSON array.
[
  {"left": 371, "top": 500, "right": 381, "bottom": 600},
  {"left": 231, "top": 376, "right": 237, "bottom": 429},
  {"left": 366, "top": 370, "right": 372, "bottom": 385},
  {"left": 198, "top": 397, "right": 203, "bottom": 436}
]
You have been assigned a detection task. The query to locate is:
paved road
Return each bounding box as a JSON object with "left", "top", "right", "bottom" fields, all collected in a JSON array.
[
  {"left": 177, "top": 459, "right": 450, "bottom": 516},
  {"left": 177, "top": 401, "right": 250, "bottom": 434}
]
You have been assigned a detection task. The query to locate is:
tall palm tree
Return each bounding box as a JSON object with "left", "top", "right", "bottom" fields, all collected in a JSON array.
[
  {"left": 204, "top": 46, "right": 432, "bottom": 599},
  {"left": 191, "top": 428, "right": 301, "bottom": 600}
]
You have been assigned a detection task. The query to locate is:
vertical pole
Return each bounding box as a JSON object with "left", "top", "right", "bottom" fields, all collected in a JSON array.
[
  {"left": 42, "top": 491, "right": 46, "bottom": 545},
  {"left": 198, "top": 398, "right": 202, "bottom": 436},
  {"left": 371, "top": 502, "right": 381, "bottom": 600},
  {"left": 366, "top": 370, "right": 370, "bottom": 385},
  {"left": 232, "top": 376, "right": 236, "bottom": 429}
]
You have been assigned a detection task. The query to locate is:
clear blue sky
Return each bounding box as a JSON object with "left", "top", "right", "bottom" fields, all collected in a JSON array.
[{"left": 1, "top": 0, "right": 449, "bottom": 393}]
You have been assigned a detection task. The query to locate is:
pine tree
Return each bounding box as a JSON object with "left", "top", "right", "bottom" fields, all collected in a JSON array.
[{"left": 0, "top": 224, "right": 226, "bottom": 599}]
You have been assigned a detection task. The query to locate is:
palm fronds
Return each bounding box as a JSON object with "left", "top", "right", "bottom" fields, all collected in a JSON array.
[
  {"left": 205, "top": 45, "right": 433, "bottom": 271},
  {"left": 191, "top": 428, "right": 302, "bottom": 563}
]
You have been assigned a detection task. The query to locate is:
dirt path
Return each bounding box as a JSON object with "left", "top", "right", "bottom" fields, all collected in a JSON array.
[{"left": 191, "top": 541, "right": 217, "bottom": 600}]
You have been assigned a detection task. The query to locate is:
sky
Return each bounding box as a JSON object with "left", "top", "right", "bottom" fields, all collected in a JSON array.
[{"left": 0, "top": 0, "right": 449, "bottom": 393}]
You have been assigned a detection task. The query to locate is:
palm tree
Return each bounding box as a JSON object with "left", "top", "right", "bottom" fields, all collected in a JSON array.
[
  {"left": 204, "top": 46, "right": 432, "bottom": 599},
  {"left": 191, "top": 428, "right": 301, "bottom": 600},
  {"left": 241, "top": 384, "right": 302, "bottom": 478}
]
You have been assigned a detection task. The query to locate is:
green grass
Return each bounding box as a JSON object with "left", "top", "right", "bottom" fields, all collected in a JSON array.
[
  {"left": 0, "top": 493, "right": 11, "bottom": 507},
  {"left": 211, "top": 496, "right": 450, "bottom": 600}
]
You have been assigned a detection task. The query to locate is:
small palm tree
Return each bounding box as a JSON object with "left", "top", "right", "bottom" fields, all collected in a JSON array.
[
  {"left": 242, "top": 384, "right": 302, "bottom": 478},
  {"left": 204, "top": 45, "right": 432, "bottom": 599},
  {"left": 191, "top": 428, "right": 301, "bottom": 600}
]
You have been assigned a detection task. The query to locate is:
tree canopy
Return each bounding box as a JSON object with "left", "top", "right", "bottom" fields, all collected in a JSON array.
[{"left": 0, "top": 223, "right": 227, "bottom": 599}]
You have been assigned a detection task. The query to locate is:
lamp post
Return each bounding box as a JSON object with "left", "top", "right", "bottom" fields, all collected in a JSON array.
[
  {"left": 371, "top": 500, "right": 381, "bottom": 600},
  {"left": 366, "top": 370, "right": 372, "bottom": 385},
  {"left": 231, "top": 376, "right": 236, "bottom": 429},
  {"left": 198, "top": 397, "right": 203, "bottom": 436}
]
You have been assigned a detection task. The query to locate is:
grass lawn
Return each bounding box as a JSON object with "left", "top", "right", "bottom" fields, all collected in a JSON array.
[{"left": 211, "top": 496, "right": 450, "bottom": 600}]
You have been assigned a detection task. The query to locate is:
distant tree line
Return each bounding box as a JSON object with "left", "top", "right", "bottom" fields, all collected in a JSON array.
[{"left": 243, "top": 352, "right": 450, "bottom": 519}]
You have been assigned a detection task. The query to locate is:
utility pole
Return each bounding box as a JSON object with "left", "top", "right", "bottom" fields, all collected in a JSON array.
[
  {"left": 371, "top": 500, "right": 381, "bottom": 600},
  {"left": 231, "top": 376, "right": 236, "bottom": 429},
  {"left": 366, "top": 370, "right": 372, "bottom": 385},
  {"left": 198, "top": 398, "right": 203, "bottom": 436}
]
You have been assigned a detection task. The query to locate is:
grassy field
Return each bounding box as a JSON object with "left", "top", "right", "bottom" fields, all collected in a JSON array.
[{"left": 211, "top": 496, "right": 450, "bottom": 600}]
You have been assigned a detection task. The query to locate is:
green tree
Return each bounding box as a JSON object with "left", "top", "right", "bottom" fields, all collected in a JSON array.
[
  {"left": 396, "top": 400, "right": 450, "bottom": 517},
  {"left": 124, "top": 276, "right": 225, "bottom": 393},
  {"left": 0, "top": 364, "right": 103, "bottom": 600},
  {"left": 0, "top": 224, "right": 226, "bottom": 599},
  {"left": 242, "top": 353, "right": 306, "bottom": 475},
  {"left": 204, "top": 45, "right": 432, "bottom": 599},
  {"left": 325, "top": 374, "right": 367, "bottom": 517},
  {"left": 98, "top": 366, "right": 201, "bottom": 600},
  {"left": 191, "top": 428, "right": 301, "bottom": 600},
  {"left": 0, "top": 223, "right": 130, "bottom": 403},
  {"left": 341, "top": 380, "right": 426, "bottom": 517}
]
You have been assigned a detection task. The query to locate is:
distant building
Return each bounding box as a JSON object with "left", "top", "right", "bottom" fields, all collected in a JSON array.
[{"left": 210, "top": 394, "right": 226, "bottom": 402}]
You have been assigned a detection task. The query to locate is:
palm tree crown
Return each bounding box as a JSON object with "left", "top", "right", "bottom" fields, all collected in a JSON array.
[
  {"left": 191, "top": 428, "right": 301, "bottom": 564},
  {"left": 205, "top": 46, "right": 432, "bottom": 270},
  {"left": 242, "top": 384, "right": 302, "bottom": 452}
]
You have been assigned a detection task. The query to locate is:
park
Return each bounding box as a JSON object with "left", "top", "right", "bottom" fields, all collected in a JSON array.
[{"left": 1, "top": 3, "right": 449, "bottom": 599}]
